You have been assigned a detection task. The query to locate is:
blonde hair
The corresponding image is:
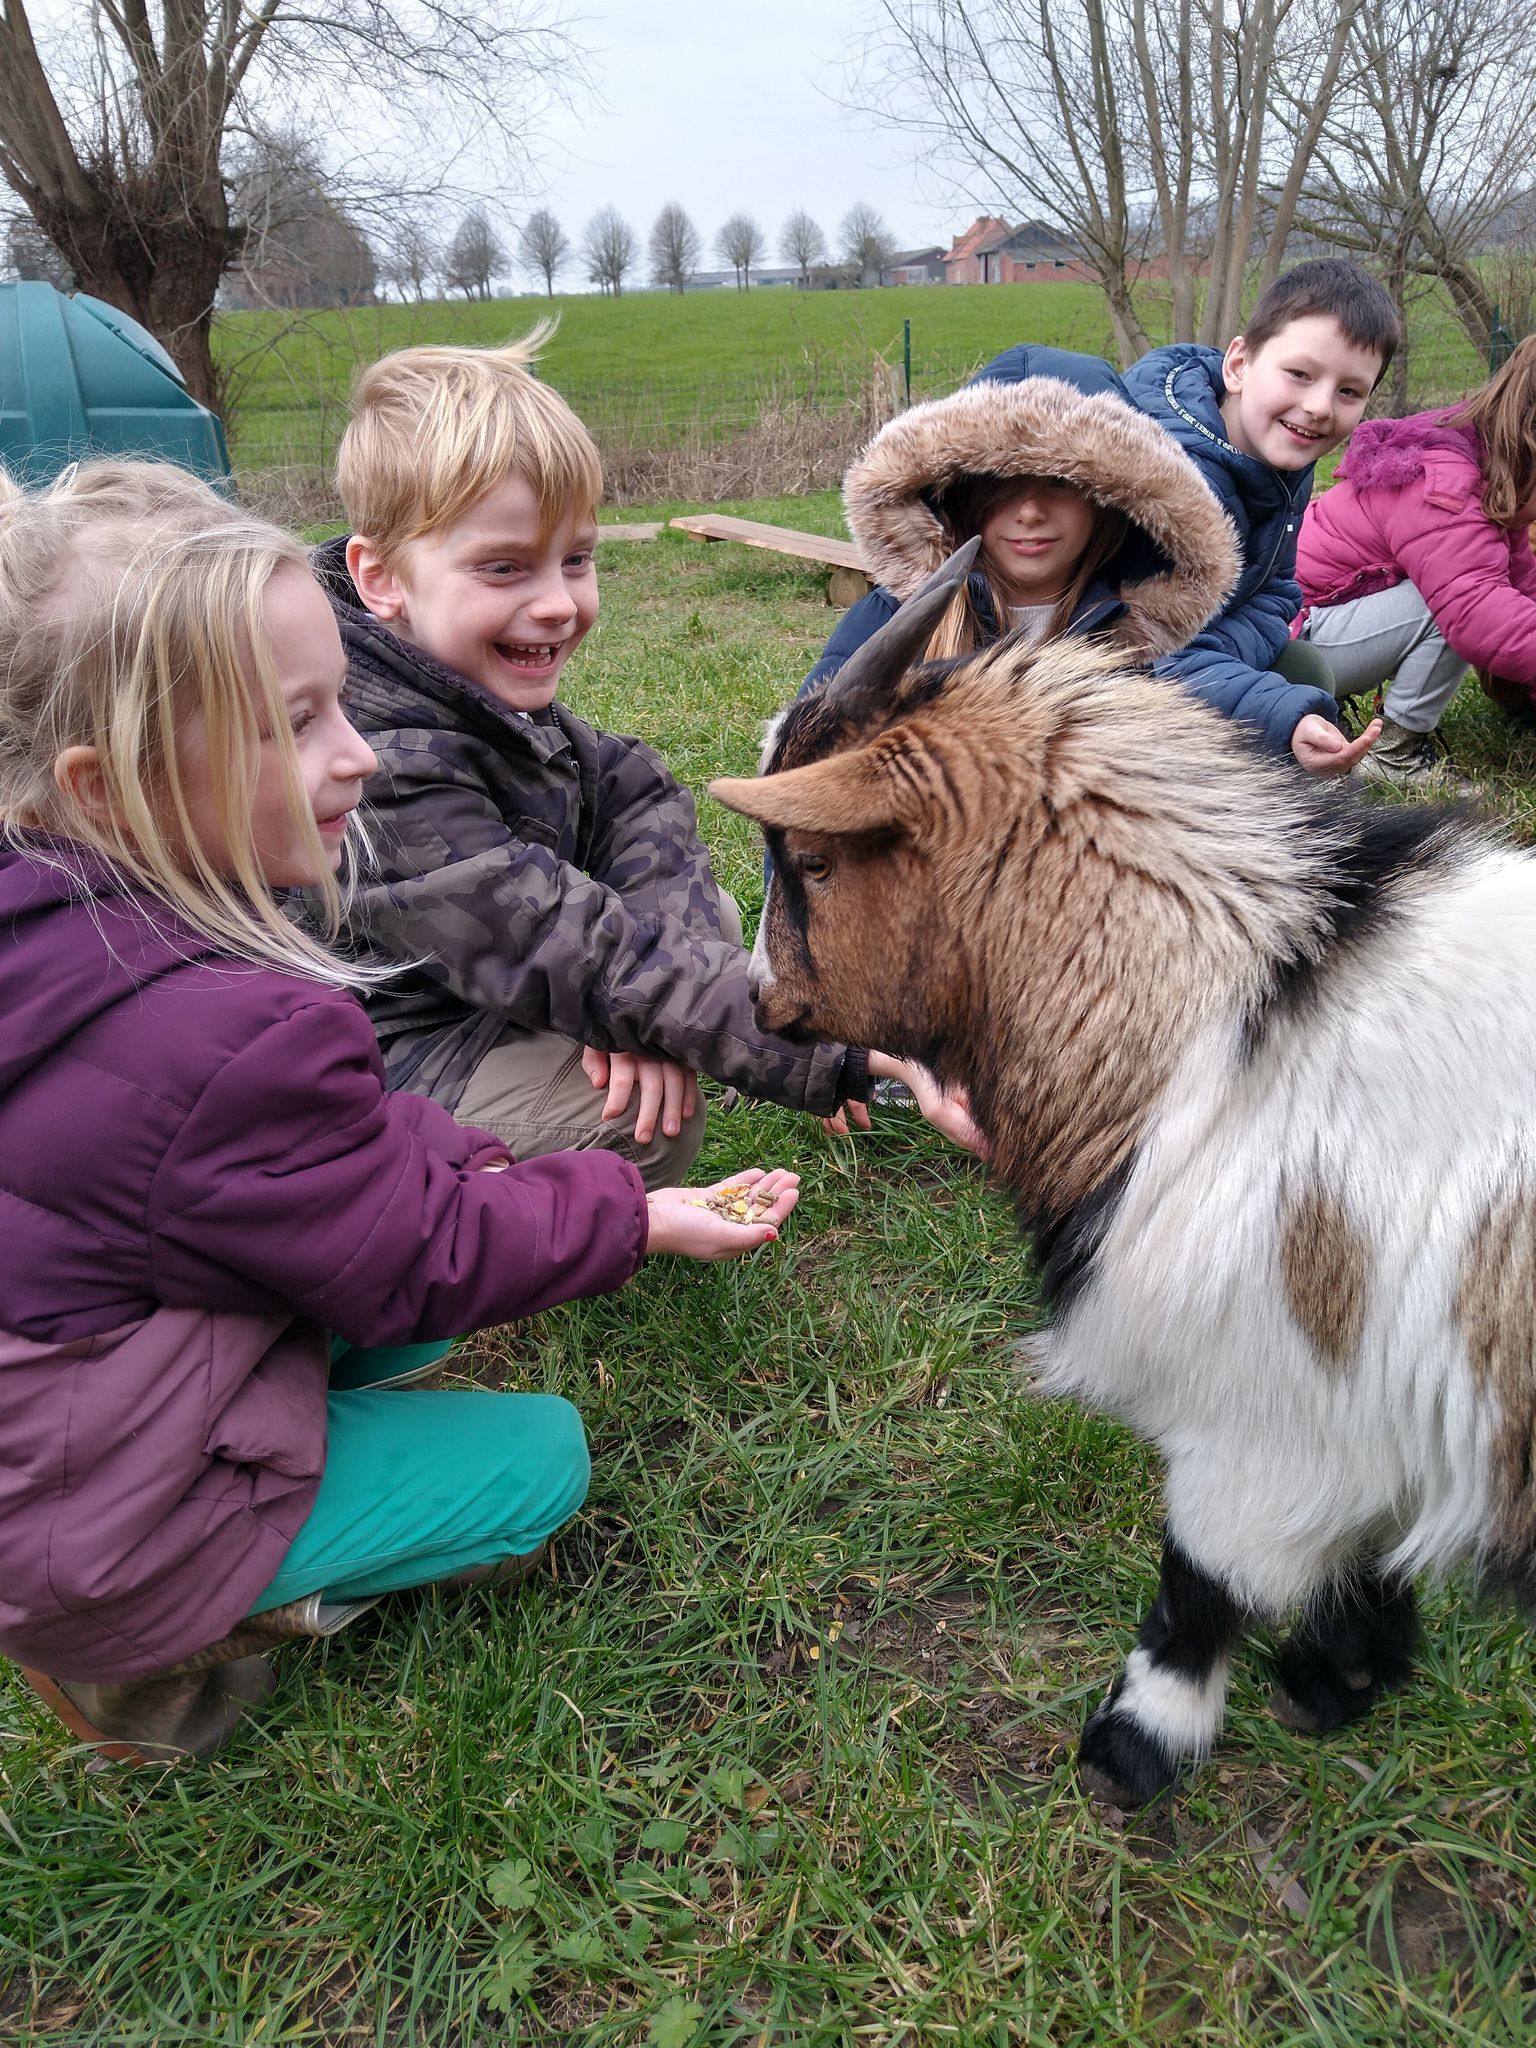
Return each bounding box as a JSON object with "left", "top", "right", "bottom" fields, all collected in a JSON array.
[
  {"left": 336, "top": 322, "right": 603, "bottom": 565},
  {"left": 1445, "top": 336, "right": 1536, "bottom": 528},
  {"left": 0, "top": 459, "right": 364, "bottom": 986},
  {"left": 923, "top": 473, "right": 1130, "bottom": 662}
]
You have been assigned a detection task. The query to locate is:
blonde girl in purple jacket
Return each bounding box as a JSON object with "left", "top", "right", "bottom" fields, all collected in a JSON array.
[
  {"left": 1297, "top": 336, "right": 1536, "bottom": 786},
  {"left": 0, "top": 461, "right": 798, "bottom": 1766}
]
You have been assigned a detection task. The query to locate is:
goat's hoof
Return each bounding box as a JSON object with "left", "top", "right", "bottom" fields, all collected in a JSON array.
[
  {"left": 1268, "top": 1683, "right": 1326, "bottom": 1734},
  {"left": 1269, "top": 1640, "right": 1408, "bottom": 1735},
  {"left": 1078, "top": 1703, "right": 1184, "bottom": 1809}
]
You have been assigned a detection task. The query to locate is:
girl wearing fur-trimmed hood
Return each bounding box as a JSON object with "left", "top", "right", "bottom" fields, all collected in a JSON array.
[{"left": 800, "top": 345, "right": 1241, "bottom": 695}]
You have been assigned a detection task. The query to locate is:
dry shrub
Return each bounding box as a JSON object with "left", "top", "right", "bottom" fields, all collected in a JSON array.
[
  {"left": 598, "top": 363, "right": 897, "bottom": 504},
  {"left": 236, "top": 464, "right": 348, "bottom": 531}
]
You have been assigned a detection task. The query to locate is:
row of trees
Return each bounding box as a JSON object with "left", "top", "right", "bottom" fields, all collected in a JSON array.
[
  {"left": 517, "top": 201, "right": 903, "bottom": 297},
  {"left": 848, "top": 0, "right": 1536, "bottom": 374},
  {"left": 8, "top": 177, "right": 910, "bottom": 313}
]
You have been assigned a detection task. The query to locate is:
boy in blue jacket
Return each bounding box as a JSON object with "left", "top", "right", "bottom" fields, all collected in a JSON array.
[{"left": 1125, "top": 260, "right": 1402, "bottom": 776}]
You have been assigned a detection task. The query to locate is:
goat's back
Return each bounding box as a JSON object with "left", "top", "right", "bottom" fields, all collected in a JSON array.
[{"left": 1038, "top": 840, "right": 1536, "bottom": 1616}]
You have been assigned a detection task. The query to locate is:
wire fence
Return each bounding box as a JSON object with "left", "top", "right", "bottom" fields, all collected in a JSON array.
[{"left": 229, "top": 301, "right": 1516, "bottom": 526}]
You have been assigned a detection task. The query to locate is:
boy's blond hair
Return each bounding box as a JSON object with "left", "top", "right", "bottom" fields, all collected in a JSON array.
[
  {"left": 336, "top": 324, "right": 603, "bottom": 565},
  {"left": 0, "top": 459, "right": 365, "bottom": 988}
]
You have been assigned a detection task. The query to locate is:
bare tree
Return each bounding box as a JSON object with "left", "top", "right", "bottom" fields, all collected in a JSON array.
[
  {"left": 0, "top": 1, "right": 584, "bottom": 408},
  {"left": 519, "top": 207, "right": 570, "bottom": 295},
  {"left": 649, "top": 202, "right": 703, "bottom": 293},
  {"left": 443, "top": 206, "right": 505, "bottom": 300},
  {"left": 844, "top": 0, "right": 1363, "bottom": 359},
  {"left": 382, "top": 218, "right": 440, "bottom": 302},
  {"left": 779, "top": 209, "right": 828, "bottom": 284},
  {"left": 582, "top": 206, "right": 637, "bottom": 295},
  {"left": 717, "top": 212, "right": 765, "bottom": 289},
  {"left": 839, "top": 201, "right": 898, "bottom": 286},
  {"left": 1286, "top": 0, "right": 1536, "bottom": 370},
  {"left": 224, "top": 131, "right": 375, "bottom": 311}
]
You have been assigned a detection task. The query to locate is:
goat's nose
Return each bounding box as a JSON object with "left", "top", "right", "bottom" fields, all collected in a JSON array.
[{"left": 746, "top": 963, "right": 764, "bottom": 1005}]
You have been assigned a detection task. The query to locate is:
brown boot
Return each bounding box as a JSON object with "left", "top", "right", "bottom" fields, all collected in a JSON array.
[
  {"left": 168, "top": 1590, "right": 382, "bottom": 1668},
  {"left": 19, "top": 1592, "right": 379, "bottom": 1765},
  {"left": 20, "top": 1659, "right": 272, "bottom": 1764},
  {"left": 1355, "top": 717, "right": 1475, "bottom": 792}
]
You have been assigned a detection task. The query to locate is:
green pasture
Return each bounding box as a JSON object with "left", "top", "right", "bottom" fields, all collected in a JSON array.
[
  {"left": 214, "top": 280, "right": 1489, "bottom": 482},
  {"left": 3, "top": 503, "right": 1533, "bottom": 2045}
]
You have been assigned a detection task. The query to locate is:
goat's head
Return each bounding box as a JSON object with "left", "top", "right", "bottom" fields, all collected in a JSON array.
[
  {"left": 714, "top": 542, "right": 1318, "bottom": 1209},
  {"left": 711, "top": 537, "right": 1026, "bottom": 1069}
]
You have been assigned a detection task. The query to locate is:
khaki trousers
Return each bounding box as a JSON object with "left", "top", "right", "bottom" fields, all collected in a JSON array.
[{"left": 453, "top": 893, "right": 743, "bottom": 1192}]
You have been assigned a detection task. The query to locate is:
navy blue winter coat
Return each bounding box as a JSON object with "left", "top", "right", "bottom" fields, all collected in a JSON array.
[{"left": 1124, "top": 343, "right": 1340, "bottom": 748}]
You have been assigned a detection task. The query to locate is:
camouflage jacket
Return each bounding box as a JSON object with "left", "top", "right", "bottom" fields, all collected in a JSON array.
[{"left": 314, "top": 540, "right": 867, "bottom": 1115}]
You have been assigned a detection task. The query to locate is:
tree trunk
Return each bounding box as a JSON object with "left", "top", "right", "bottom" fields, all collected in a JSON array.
[
  {"left": 1104, "top": 280, "right": 1153, "bottom": 366},
  {"left": 45, "top": 202, "right": 231, "bottom": 410}
]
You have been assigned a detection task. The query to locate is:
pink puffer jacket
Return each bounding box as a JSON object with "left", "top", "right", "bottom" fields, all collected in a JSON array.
[{"left": 1296, "top": 411, "right": 1536, "bottom": 687}]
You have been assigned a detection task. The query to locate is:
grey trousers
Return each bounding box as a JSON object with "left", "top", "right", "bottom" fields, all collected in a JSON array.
[
  {"left": 452, "top": 892, "right": 744, "bottom": 1193},
  {"left": 1301, "top": 581, "right": 1469, "bottom": 733}
]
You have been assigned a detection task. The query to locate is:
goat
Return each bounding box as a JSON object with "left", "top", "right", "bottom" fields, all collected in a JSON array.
[{"left": 712, "top": 540, "right": 1536, "bottom": 1810}]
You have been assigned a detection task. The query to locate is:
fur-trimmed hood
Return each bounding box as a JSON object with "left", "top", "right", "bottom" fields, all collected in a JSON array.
[{"left": 843, "top": 355, "right": 1242, "bottom": 660}]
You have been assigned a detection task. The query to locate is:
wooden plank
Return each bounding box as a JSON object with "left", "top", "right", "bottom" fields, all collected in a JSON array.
[
  {"left": 668, "top": 513, "right": 868, "bottom": 572},
  {"left": 595, "top": 521, "right": 663, "bottom": 541}
]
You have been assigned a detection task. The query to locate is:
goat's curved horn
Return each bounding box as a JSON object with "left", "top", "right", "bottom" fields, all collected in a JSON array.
[{"left": 820, "top": 535, "right": 982, "bottom": 715}]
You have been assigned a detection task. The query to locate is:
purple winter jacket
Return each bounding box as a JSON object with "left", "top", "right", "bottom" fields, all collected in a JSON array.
[
  {"left": 0, "top": 842, "right": 648, "bottom": 1680},
  {"left": 1296, "top": 410, "right": 1536, "bottom": 690}
]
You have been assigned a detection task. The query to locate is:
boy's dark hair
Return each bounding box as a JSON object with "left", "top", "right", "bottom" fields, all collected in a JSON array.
[{"left": 1241, "top": 260, "right": 1403, "bottom": 378}]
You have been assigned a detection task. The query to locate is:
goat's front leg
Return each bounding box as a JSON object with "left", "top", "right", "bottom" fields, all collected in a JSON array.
[
  {"left": 1270, "top": 1561, "right": 1419, "bottom": 1735},
  {"left": 1078, "top": 1535, "right": 1247, "bottom": 1808}
]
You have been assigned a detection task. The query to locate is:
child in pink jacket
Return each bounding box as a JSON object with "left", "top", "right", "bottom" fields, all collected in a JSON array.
[{"left": 1295, "top": 337, "right": 1536, "bottom": 785}]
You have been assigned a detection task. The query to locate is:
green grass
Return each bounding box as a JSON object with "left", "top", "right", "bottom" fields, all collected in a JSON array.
[
  {"left": 216, "top": 282, "right": 1125, "bottom": 477},
  {"left": 215, "top": 280, "right": 1489, "bottom": 483},
  {"left": 3, "top": 521, "right": 1534, "bottom": 2044}
]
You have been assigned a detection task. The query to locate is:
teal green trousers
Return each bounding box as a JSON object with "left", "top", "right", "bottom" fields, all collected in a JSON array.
[{"left": 248, "top": 1341, "right": 590, "bottom": 1614}]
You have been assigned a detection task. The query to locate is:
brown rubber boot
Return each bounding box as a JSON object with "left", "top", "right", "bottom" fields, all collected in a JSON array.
[
  {"left": 18, "top": 1592, "right": 379, "bottom": 1764},
  {"left": 19, "top": 1660, "right": 272, "bottom": 1764}
]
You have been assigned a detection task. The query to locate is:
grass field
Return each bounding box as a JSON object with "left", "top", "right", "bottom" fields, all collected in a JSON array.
[
  {"left": 215, "top": 281, "right": 1490, "bottom": 488},
  {"left": 3, "top": 505, "right": 1534, "bottom": 2045}
]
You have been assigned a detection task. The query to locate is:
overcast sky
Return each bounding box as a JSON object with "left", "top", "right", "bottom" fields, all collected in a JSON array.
[{"left": 508, "top": 0, "right": 965, "bottom": 273}]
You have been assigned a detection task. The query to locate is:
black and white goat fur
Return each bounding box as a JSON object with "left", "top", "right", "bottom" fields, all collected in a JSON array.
[{"left": 712, "top": 544, "right": 1536, "bottom": 1808}]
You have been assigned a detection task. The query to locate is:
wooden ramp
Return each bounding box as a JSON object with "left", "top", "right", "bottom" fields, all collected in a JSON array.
[{"left": 669, "top": 513, "right": 874, "bottom": 608}]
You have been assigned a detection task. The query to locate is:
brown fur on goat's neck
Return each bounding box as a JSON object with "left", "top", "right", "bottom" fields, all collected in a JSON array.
[{"left": 874, "top": 637, "right": 1332, "bottom": 1223}]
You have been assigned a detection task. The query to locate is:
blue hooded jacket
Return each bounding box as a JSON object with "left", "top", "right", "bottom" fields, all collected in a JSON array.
[
  {"left": 1124, "top": 343, "right": 1339, "bottom": 748},
  {"left": 799, "top": 344, "right": 1238, "bottom": 699}
]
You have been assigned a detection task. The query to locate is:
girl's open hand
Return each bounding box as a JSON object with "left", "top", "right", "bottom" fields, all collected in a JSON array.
[{"left": 645, "top": 1169, "right": 801, "bottom": 1259}]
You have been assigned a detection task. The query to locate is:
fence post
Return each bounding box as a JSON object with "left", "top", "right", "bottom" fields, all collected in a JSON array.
[
  {"left": 902, "top": 319, "right": 912, "bottom": 407},
  {"left": 1489, "top": 304, "right": 1516, "bottom": 373}
]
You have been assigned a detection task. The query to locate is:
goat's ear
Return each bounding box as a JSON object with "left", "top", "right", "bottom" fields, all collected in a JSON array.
[
  {"left": 711, "top": 746, "right": 903, "bottom": 837},
  {"left": 818, "top": 536, "right": 981, "bottom": 719}
]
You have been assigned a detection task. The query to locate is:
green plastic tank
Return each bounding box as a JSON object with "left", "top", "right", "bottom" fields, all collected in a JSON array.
[{"left": 0, "top": 280, "right": 231, "bottom": 486}]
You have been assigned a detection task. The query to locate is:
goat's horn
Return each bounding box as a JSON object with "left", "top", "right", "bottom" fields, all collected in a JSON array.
[{"left": 819, "top": 535, "right": 982, "bottom": 714}]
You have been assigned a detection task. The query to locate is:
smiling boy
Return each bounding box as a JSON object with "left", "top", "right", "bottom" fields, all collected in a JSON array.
[
  {"left": 314, "top": 333, "right": 872, "bottom": 1184},
  {"left": 1125, "top": 260, "right": 1402, "bottom": 775}
]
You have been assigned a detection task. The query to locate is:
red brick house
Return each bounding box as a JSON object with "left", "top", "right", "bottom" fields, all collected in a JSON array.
[{"left": 943, "top": 216, "right": 1097, "bottom": 285}]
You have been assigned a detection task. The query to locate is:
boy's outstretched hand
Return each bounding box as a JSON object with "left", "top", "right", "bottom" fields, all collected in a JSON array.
[
  {"left": 646, "top": 1169, "right": 801, "bottom": 1260},
  {"left": 824, "top": 1053, "right": 990, "bottom": 1158},
  {"left": 1291, "top": 712, "right": 1381, "bottom": 778}
]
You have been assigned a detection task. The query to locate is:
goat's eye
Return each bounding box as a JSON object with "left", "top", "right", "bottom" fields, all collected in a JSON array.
[{"left": 798, "top": 854, "right": 833, "bottom": 884}]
